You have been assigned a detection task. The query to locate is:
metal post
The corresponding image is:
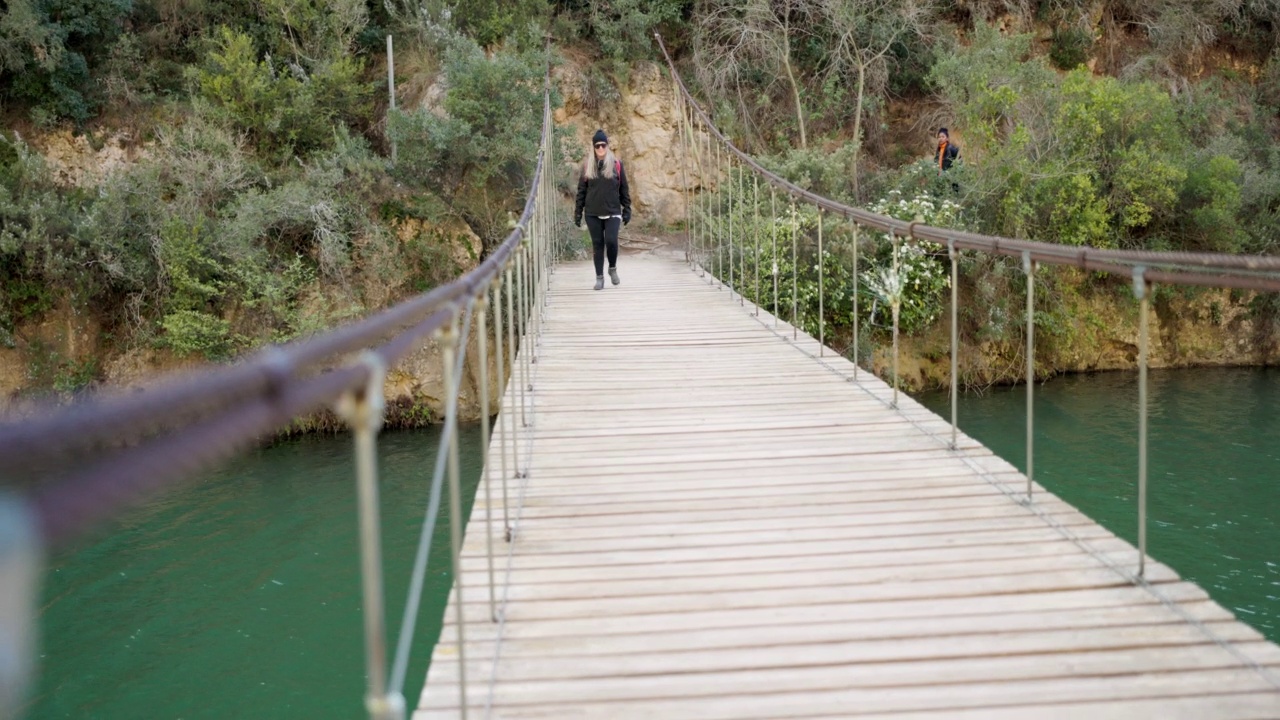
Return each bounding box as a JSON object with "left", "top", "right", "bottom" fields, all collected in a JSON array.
[
  {"left": 439, "top": 323, "right": 469, "bottom": 720},
  {"left": 716, "top": 139, "right": 727, "bottom": 286},
  {"left": 522, "top": 239, "right": 534, "bottom": 389},
  {"left": 753, "top": 174, "right": 760, "bottom": 316},
  {"left": 695, "top": 114, "right": 707, "bottom": 276},
  {"left": 728, "top": 158, "right": 735, "bottom": 299},
  {"left": 504, "top": 262, "right": 521, "bottom": 479},
  {"left": 791, "top": 199, "right": 798, "bottom": 339},
  {"left": 516, "top": 245, "right": 529, "bottom": 427},
  {"left": 891, "top": 232, "right": 900, "bottom": 408},
  {"left": 771, "top": 185, "right": 779, "bottom": 329},
  {"left": 818, "top": 208, "right": 825, "bottom": 356},
  {"left": 387, "top": 35, "right": 397, "bottom": 166},
  {"left": 476, "top": 293, "right": 497, "bottom": 621},
  {"left": 1024, "top": 251, "right": 1036, "bottom": 500},
  {"left": 674, "top": 83, "right": 692, "bottom": 267},
  {"left": 948, "top": 239, "right": 959, "bottom": 450},
  {"left": 1135, "top": 269, "right": 1150, "bottom": 577},
  {"left": 335, "top": 352, "right": 404, "bottom": 720},
  {"left": 0, "top": 495, "right": 40, "bottom": 720},
  {"left": 852, "top": 222, "right": 860, "bottom": 380},
  {"left": 738, "top": 160, "right": 745, "bottom": 306},
  {"left": 492, "top": 279, "right": 511, "bottom": 539}
]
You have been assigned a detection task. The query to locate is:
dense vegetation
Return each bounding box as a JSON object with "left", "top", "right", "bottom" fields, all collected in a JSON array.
[{"left": 1, "top": 0, "right": 1278, "bottom": 392}]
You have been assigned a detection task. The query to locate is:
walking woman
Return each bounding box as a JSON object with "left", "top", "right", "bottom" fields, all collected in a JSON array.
[{"left": 574, "top": 129, "right": 632, "bottom": 290}]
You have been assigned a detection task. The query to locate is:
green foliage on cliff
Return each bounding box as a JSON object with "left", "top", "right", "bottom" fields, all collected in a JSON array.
[{"left": 2, "top": 0, "right": 1280, "bottom": 395}]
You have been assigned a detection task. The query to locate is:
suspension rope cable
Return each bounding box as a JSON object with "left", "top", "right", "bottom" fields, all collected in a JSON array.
[
  {"left": 388, "top": 296, "right": 476, "bottom": 697},
  {"left": 654, "top": 30, "right": 1280, "bottom": 691},
  {"left": 651, "top": 33, "right": 1280, "bottom": 292}
]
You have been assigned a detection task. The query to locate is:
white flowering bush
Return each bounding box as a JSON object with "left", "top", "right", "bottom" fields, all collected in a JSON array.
[{"left": 860, "top": 190, "right": 961, "bottom": 333}]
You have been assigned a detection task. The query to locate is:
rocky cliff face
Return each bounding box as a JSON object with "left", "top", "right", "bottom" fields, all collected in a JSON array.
[{"left": 553, "top": 61, "right": 709, "bottom": 225}]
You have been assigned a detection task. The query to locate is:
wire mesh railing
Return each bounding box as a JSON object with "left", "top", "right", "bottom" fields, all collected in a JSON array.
[
  {"left": 0, "top": 66, "right": 558, "bottom": 720},
  {"left": 656, "top": 32, "right": 1280, "bottom": 589}
]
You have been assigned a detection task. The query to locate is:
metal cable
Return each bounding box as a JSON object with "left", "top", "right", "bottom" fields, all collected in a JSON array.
[
  {"left": 388, "top": 297, "right": 475, "bottom": 697},
  {"left": 651, "top": 33, "right": 1280, "bottom": 292},
  {"left": 737, "top": 293, "right": 1280, "bottom": 690}
]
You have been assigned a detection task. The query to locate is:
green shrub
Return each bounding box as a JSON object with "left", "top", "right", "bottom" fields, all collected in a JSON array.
[
  {"left": 1048, "top": 27, "right": 1092, "bottom": 70},
  {"left": 193, "top": 27, "right": 373, "bottom": 158},
  {"left": 160, "top": 309, "right": 234, "bottom": 359},
  {"left": 0, "top": 0, "right": 133, "bottom": 123},
  {"left": 388, "top": 29, "right": 546, "bottom": 248}
]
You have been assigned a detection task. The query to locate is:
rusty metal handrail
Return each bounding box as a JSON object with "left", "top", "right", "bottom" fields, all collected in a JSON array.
[
  {"left": 0, "top": 78, "right": 552, "bottom": 552},
  {"left": 658, "top": 31, "right": 1280, "bottom": 690},
  {"left": 1, "top": 55, "right": 556, "bottom": 720}
]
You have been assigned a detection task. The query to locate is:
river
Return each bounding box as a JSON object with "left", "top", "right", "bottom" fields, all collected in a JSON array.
[
  {"left": 27, "top": 426, "right": 484, "bottom": 719},
  {"left": 918, "top": 366, "right": 1280, "bottom": 640},
  {"left": 25, "top": 367, "right": 1280, "bottom": 718}
]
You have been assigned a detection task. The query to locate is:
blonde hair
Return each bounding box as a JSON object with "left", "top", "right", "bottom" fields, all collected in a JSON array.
[{"left": 583, "top": 146, "right": 618, "bottom": 180}]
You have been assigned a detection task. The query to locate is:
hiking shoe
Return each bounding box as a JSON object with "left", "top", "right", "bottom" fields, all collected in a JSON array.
[
  {"left": 609, "top": 267, "right": 620, "bottom": 285},
  {"left": 594, "top": 275, "right": 604, "bottom": 291}
]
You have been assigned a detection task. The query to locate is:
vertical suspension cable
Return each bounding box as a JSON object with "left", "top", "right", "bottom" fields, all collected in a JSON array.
[
  {"left": 818, "top": 208, "right": 825, "bottom": 356},
  {"left": 336, "top": 352, "right": 398, "bottom": 720},
  {"left": 694, "top": 114, "right": 708, "bottom": 277},
  {"left": 696, "top": 111, "right": 708, "bottom": 277},
  {"left": 790, "top": 198, "right": 798, "bottom": 339},
  {"left": 516, "top": 246, "right": 529, "bottom": 429},
  {"left": 1135, "top": 270, "right": 1150, "bottom": 577},
  {"left": 440, "top": 314, "right": 469, "bottom": 720},
  {"left": 524, "top": 240, "right": 533, "bottom": 391},
  {"left": 673, "top": 78, "right": 693, "bottom": 268},
  {"left": 852, "top": 222, "right": 860, "bottom": 380},
  {"left": 1024, "top": 251, "right": 1036, "bottom": 500},
  {"left": 387, "top": 302, "right": 473, "bottom": 705},
  {"left": 476, "top": 292, "right": 496, "bottom": 622},
  {"left": 715, "top": 139, "right": 724, "bottom": 287},
  {"left": 738, "top": 160, "right": 745, "bottom": 306},
  {"left": 492, "top": 278, "right": 510, "bottom": 539},
  {"left": 891, "top": 230, "right": 900, "bottom": 408},
  {"left": 728, "top": 155, "right": 735, "bottom": 299},
  {"left": 771, "top": 185, "right": 779, "bottom": 329},
  {"left": 949, "top": 239, "right": 959, "bottom": 450},
  {"left": 504, "top": 261, "right": 520, "bottom": 478},
  {"left": 753, "top": 174, "right": 760, "bottom": 316}
]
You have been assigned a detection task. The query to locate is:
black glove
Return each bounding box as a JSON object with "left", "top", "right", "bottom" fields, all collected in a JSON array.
[
  {"left": 622, "top": 211, "right": 631, "bottom": 226},
  {"left": 574, "top": 216, "right": 582, "bottom": 227}
]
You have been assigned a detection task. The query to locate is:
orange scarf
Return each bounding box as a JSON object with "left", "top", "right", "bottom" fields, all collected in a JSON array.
[{"left": 938, "top": 141, "right": 948, "bottom": 171}]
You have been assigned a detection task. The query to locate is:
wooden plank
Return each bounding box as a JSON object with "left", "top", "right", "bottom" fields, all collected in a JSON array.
[{"left": 415, "top": 254, "right": 1280, "bottom": 718}]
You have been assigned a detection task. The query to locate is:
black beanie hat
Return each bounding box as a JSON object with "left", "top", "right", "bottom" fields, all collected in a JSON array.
[{"left": 592, "top": 129, "right": 608, "bottom": 145}]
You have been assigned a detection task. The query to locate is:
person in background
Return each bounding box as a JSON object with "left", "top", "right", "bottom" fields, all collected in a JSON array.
[
  {"left": 574, "top": 129, "right": 632, "bottom": 291},
  {"left": 936, "top": 127, "right": 959, "bottom": 173}
]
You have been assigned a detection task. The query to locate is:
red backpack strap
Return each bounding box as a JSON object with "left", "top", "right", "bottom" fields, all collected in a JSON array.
[{"left": 615, "top": 160, "right": 621, "bottom": 177}]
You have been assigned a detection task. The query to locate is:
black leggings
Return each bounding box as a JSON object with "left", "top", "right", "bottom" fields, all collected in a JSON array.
[{"left": 585, "top": 216, "right": 620, "bottom": 276}]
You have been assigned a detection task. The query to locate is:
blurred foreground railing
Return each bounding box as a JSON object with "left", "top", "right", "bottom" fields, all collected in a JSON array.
[{"left": 0, "top": 66, "right": 558, "bottom": 720}]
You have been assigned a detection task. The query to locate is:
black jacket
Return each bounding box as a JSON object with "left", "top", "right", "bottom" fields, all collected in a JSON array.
[
  {"left": 936, "top": 142, "right": 959, "bottom": 171},
  {"left": 575, "top": 159, "right": 632, "bottom": 224}
]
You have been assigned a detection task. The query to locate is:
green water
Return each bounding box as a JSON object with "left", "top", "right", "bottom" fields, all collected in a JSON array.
[
  {"left": 24, "top": 368, "right": 1280, "bottom": 718},
  {"left": 27, "top": 426, "right": 484, "bottom": 720},
  {"left": 917, "top": 367, "right": 1280, "bottom": 640}
]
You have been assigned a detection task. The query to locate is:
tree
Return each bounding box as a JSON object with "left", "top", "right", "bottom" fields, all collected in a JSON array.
[
  {"left": 692, "top": 0, "right": 818, "bottom": 149},
  {"left": 0, "top": 0, "right": 133, "bottom": 124},
  {"left": 388, "top": 30, "right": 547, "bottom": 249},
  {"left": 814, "top": 0, "right": 933, "bottom": 197}
]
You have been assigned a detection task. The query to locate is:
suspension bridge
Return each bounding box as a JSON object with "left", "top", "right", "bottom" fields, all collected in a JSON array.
[{"left": 4, "top": 39, "right": 1280, "bottom": 719}]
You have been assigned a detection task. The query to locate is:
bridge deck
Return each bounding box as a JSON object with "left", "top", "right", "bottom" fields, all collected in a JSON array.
[{"left": 418, "top": 253, "right": 1280, "bottom": 719}]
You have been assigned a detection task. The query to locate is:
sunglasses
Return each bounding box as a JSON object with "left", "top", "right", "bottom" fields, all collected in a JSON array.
[{"left": 594, "top": 142, "right": 607, "bottom": 148}]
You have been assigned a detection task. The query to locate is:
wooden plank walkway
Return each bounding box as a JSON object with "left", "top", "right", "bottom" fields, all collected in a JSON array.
[{"left": 417, "top": 252, "right": 1280, "bottom": 719}]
